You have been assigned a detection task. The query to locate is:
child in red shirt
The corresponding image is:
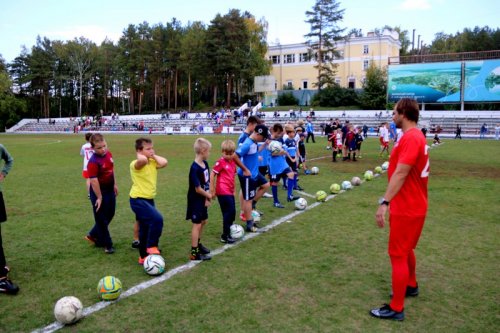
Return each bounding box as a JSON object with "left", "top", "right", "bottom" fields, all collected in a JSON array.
[{"left": 210, "top": 140, "right": 248, "bottom": 243}]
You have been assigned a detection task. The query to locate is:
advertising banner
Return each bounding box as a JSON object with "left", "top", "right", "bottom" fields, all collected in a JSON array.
[
  {"left": 388, "top": 62, "right": 462, "bottom": 103},
  {"left": 462, "top": 59, "right": 500, "bottom": 102}
]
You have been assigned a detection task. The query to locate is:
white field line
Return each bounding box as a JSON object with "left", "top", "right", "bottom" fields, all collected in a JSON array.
[{"left": 33, "top": 163, "right": 387, "bottom": 333}]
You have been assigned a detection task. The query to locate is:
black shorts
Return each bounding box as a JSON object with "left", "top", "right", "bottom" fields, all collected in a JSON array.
[
  {"left": 258, "top": 166, "right": 268, "bottom": 177},
  {"left": 186, "top": 198, "right": 208, "bottom": 224},
  {"left": 286, "top": 157, "right": 298, "bottom": 172},
  {"left": 238, "top": 174, "right": 268, "bottom": 201},
  {"left": 270, "top": 167, "right": 292, "bottom": 183}
]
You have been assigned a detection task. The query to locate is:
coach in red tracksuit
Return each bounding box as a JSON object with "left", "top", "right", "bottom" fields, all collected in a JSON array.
[{"left": 370, "top": 98, "right": 429, "bottom": 321}]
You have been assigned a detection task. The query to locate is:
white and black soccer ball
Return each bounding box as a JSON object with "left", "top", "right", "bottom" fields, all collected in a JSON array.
[
  {"left": 230, "top": 224, "right": 245, "bottom": 239},
  {"left": 54, "top": 296, "right": 83, "bottom": 325},
  {"left": 351, "top": 176, "right": 361, "bottom": 186},
  {"left": 341, "top": 180, "right": 352, "bottom": 190},
  {"left": 381, "top": 161, "right": 389, "bottom": 170},
  {"left": 295, "top": 197, "right": 307, "bottom": 210},
  {"left": 268, "top": 141, "right": 283, "bottom": 155},
  {"left": 143, "top": 254, "right": 166, "bottom": 276},
  {"left": 311, "top": 166, "right": 319, "bottom": 175}
]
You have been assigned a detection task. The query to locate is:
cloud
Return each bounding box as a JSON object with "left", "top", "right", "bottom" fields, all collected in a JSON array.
[
  {"left": 42, "top": 25, "right": 122, "bottom": 44},
  {"left": 399, "top": 0, "right": 432, "bottom": 10}
]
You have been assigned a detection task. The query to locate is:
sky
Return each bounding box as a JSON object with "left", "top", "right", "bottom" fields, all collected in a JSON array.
[{"left": 0, "top": 0, "right": 498, "bottom": 63}]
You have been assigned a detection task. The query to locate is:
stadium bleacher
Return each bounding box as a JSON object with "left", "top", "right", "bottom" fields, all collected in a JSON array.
[{"left": 7, "top": 110, "right": 500, "bottom": 139}]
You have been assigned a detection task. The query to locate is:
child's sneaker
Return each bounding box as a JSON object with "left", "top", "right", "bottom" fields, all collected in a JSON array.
[
  {"left": 220, "top": 235, "right": 236, "bottom": 244},
  {"left": 198, "top": 243, "right": 211, "bottom": 255},
  {"left": 138, "top": 257, "right": 146, "bottom": 265},
  {"left": 146, "top": 247, "right": 161, "bottom": 255},
  {"left": 131, "top": 240, "right": 140, "bottom": 249},
  {"left": 304, "top": 170, "right": 311, "bottom": 175},
  {"left": 104, "top": 247, "right": 115, "bottom": 254},
  {"left": 0, "top": 278, "right": 19, "bottom": 295},
  {"left": 190, "top": 250, "right": 211, "bottom": 261},
  {"left": 239, "top": 213, "right": 247, "bottom": 221},
  {"left": 84, "top": 235, "right": 97, "bottom": 245},
  {"left": 294, "top": 185, "right": 304, "bottom": 191},
  {"left": 263, "top": 192, "right": 273, "bottom": 198},
  {"left": 246, "top": 226, "right": 259, "bottom": 233},
  {"left": 287, "top": 195, "right": 300, "bottom": 202},
  {"left": 273, "top": 202, "right": 285, "bottom": 208}
]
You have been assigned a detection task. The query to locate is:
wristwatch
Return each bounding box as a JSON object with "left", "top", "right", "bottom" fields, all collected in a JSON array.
[{"left": 378, "top": 197, "right": 390, "bottom": 206}]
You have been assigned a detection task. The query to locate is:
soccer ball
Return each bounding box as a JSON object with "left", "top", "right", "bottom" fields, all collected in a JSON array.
[
  {"left": 351, "top": 176, "right": 362, "bottom": 186},
  {"left": 330, "top": 183, "right": 341, "bottom": 194},
  {"left": 251, "top": 210, "right": 261, "bottom": 222},
  {"left": 54, "top": 296, "right": 83, "bottom": 325},
  {"left": 311, "top": 166, "right": 319, "bottom": 175},
  {"left": 341, "top": 180, "right": 352, "bottom": 190},
  {"left": 295, "top": 197, "right": 307, "bottom": 210},
  {"left": 381, "top": 161, "right": 389, "bottom": 170},
  {"left": 97, "top": 276, "right": 122, "bottom": 301},
  {"left": 143, "top": 254, "right": 166, "bottom": 276},
  {"left": 316, "top": 190, "right": 327, "bottom": 202},
  {"left": 364, "top": 170, "right": 374, "bottom": 181},
  {"left": 374, "top": 166, "right": 383, "bottom": 174},
  {"left": 230, "top": 224, "right": 245, "bottom": 239},
  {"left": 268, "top": 141, "right": 282, "bottom": 155}
]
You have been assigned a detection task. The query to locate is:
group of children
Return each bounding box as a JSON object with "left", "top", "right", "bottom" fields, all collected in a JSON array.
[
  {"left": 327, "top": 120, "right": 364, "bottom": 162},
  {"left": 80, "top": 115, "right": 312, "bottom": 264}
]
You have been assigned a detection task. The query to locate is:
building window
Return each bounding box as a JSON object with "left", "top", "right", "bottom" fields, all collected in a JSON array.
[
  {"left": 335, "top": 77, "right": 341, "bottom": 85},
  {"left": 348, "top": 78, "right": 355, "bottom": 89},
  {"left": 302, "top": 80, "right": 308, "bottom": 89},
  {"left": 286, "top": 81, "right": 293, "bottom": 89},
  {"left": 363, "top": 60, "right": 370, "bottom": 70},
  {"left": 269, "top": 55, "right": 280, "bottom": 64},
  {"left": 299, "top": 53, "right": 309, "bottom": 62},
  {"left": 284, "top": 54, "right": 295, "bottom": 64},
  {"left": 363, "top": 45, "right": 369, "bottom": 54}
]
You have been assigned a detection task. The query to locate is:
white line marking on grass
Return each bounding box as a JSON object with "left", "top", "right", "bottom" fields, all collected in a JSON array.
[
  {"left": 33, "top": 164, "right": 389, "bottom": 333},
  {"left": 36, "top": 140, "right": 62, "bottom": 146},
  {"left": 308, "top": 155, "right": 329, "bottom": 161}
]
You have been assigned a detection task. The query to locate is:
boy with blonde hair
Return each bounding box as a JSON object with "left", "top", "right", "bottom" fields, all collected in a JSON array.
[
  {"left": 129, "top": 137, "right": 168, "bottom": 265},
  {"left": 210, "top": 140, "right": 249, "bottom": 243},
  {"left": 186, "top": 138, "right": 213, "bottom": 260}
]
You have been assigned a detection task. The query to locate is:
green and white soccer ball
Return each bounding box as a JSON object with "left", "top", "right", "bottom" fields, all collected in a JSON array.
[
  {"left": 374, "top": 166, "right": 383, "bottom": 174},
  {"left": 364, "top": 170, "right": 374, "bottom": 181},
  {"left": 54, "top": 296, "right": 83, "bottom": 325},
  {"left": 330, "top": 183, "right": 341, "bottom": 194},
  {"left": 316, "top": 190, "right": 327, "bottom": 202},
  {"left": 143, "top": 254, "right": 166, "bottom": 276},
  {"left": 251, "top": 210, "right": 261, "bottom": 222}
]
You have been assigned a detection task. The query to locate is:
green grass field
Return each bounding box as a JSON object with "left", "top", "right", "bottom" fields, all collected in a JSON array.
[{"left": 0, "top": 133, "right": 498, "bottom": 332}]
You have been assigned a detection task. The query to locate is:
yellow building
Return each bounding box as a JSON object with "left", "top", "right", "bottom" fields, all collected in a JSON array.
[{"left": 264, "top": 30, "right": 400, "bottom": 105}]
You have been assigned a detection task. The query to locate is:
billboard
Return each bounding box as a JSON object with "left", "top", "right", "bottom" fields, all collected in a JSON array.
[
  {"left": 462, "top": 59, "right": 500, "bottom": 102},
  {"left": 388, "top": 62, "right": 462, "bottom": 103}
]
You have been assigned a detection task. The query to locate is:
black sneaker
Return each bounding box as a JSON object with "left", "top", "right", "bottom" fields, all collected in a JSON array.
[
  {"left": 246, "top": 226, "right": 258, "bottom": 232},
  {"left": 0, "top": 278, "right": 19, "bottom": 295},
  {"left": 104, "top": 247, "right": 115, "bottom": 254},
  {"left": 273, "top": 202, "right": 285, "bottom": 208},
  {"left": 198, "top": 243, "right": 211, "bottom": 255},
  {"left": 294, "top": 186, "right": 304, "bottom": 191},
  {"left": 220, "top": 235, "right": 236, "bottom": 244},
  {"left": 287, "top": 195, "right": 300, "bottom": 202},
  {"left": 131, "top": 240, "right": 140, "bottom": 249},
  {"left": 190, "top": 252, "right": 212, "bottom": 261},
  {"left": 370, "top": 304, "right": 404, "bottom": 321},
  {"left": 390, "top": 284, "right": 419, "bottom": 298}
]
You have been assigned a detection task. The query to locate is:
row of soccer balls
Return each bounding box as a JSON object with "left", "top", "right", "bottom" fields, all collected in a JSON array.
[
  {"left": 54, "top": 254, "right": 167, "bottom": 325},
  {"left": 54, "top": 161, "right": 389, "bottom": 325}
]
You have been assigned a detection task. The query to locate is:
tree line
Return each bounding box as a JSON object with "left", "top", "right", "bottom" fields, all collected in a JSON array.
[{"left": 3, "top": 9, "right": 269, "bottom": 122}]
